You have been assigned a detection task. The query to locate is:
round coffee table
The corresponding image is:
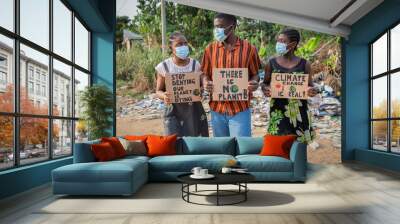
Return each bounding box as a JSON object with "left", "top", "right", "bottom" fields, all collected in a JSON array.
[{"left": 177, "top": 173, "right": 255, "bottom": 206}]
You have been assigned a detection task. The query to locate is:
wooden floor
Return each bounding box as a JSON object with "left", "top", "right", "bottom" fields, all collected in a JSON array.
[{"left": 1, "top": 162, "right": 400, "bottom": 224}]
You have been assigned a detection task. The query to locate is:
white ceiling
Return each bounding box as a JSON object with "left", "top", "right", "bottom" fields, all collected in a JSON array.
[{"left": 167, "top": 0, "right": 384, "bottom": 37}]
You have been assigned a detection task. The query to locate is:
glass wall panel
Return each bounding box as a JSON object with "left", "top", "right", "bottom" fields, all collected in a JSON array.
[
  {"left": 20, "top": 44, "right": 49, "bottom": 115},
  {"left": 20, "top": 117, "right": 49, "bottom": 165},
  {"left": 0, "top": 116, "right": 14, "bottom": 170},
  {"left": 20, "top": 0, "right": 49, "bottom": 49},
  {"left": 0, "top": 34, "right": 14, "bottom": 113}
]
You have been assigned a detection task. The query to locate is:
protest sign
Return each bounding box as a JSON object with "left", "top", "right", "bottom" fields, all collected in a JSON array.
[
  {"left": 165, "top": 72, "right": 201, "bottom": 103},
  {"left": 270, "top": 73, "right": 309, "bottom": 99},
  {"left": 212, "top": 68, "right": 248, "bottom": 101}
]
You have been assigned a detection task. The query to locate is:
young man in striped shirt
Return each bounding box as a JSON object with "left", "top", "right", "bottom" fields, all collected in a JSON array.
[{"left": 201, "top": 13, "right": 261, "bottom": 137}]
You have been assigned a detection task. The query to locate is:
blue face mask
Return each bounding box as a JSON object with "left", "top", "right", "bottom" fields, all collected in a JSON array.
[
  {"left": 214, "top": 25, "right": 233, "bottom": 42},
  {"left": 214, "top": 27, "right": 227, "bottom": 42},
  {"left": 174, "top": 45, "right": 189, "bottom": 59},
  {"left": 276, "top": 42, "right": 289, "bottom": 55}
]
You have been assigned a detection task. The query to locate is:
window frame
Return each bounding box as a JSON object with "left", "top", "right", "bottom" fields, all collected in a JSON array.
[
  {"left": 370, "top": 20, "right": 400, "bottom": 154},
  {"left": 0, "top": 0, "right": 92, "bottom": 171}
]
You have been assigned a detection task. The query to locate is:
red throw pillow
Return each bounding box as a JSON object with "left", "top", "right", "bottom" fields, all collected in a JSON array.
[
  {"left": 124, "top": 135, "right": 148, "bottom": 141},
  {"left": 260, "top": 135, "right": 297, "bottom": 159},
  {"left": 91, "top": 142, "right": 117, "bottom": 162},
  {"left": 101, "top": 137, "right": 127, "bottom": 158},
  {"left": 146, "top": 134, "right": 177, "bottom": 157}
]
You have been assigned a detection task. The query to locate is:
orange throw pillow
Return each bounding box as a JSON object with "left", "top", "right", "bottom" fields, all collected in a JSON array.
[
  {"left": 146, "top": 134, "right": 177, "bottom": 157},
  {"left": 260, "top": 135, "right": 297, "bottom": 159},
  {"left": 91, "top": 142, "right": 117, "bottom": 162},
  {"left": 124, "top": 135, "right": 148, "bottom": 141},
  {"left": 101, "top": 137, "right": 127, "bottom": 158}
]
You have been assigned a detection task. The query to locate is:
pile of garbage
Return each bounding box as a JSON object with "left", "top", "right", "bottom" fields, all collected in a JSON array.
[
  {"left": 117, "top": 94, "right": 164, "bottom": 120},
  {"left": 117, "top": 83, "right": 342, "bottom": 149},
  {"left": 250, "top": 83, "right": 342, "bottom": 149}
]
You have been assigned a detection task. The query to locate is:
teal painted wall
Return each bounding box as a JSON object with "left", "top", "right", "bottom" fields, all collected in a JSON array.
[
  {"left": 344, "top": 0, "right": 400, "bottom": 171},
  {"left": 0, "top": 0, "right": 116, "bottom": 200},
  {"left": 0, "top": 158, "right": 72, "bottom": 199},
  {"left": 91, "top": 0, "right": 116, "bottom": 136},
  {"left": 355, "top": 149, "right": 400, "bottom": 172}
]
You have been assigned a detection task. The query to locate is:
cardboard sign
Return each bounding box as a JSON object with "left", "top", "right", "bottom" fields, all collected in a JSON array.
[
  {"left": 165, "top": 72, "right": 202, "bottom": 103},
  {"left": 270, "top": 73, "right": 309, "bottom": 99},
  {"left": 212, "top": 68, "right": 249, "bottom": 101}
]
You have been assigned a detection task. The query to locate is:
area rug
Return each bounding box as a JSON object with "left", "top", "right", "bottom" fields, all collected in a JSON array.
[{"left": 37, "top": 183, "right": 362, "bottom": 214}]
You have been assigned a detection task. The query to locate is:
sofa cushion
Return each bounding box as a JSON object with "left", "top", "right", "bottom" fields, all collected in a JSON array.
[
  {"left": 114, "top": 155, "right": 150, "bottom": 164},
  {"left": 236, "top": 155, "right": 293, "bottom": 172},
  {"left": 260, "top": 135, "right": 297, "bottom": 159},
  {"left": 147, "top": 134, "right": 177, "bottom": 157},
  {"left": 73, "top": 139, "right": 100, "bottom": 163},
  {"left": 91, "top": 142, "right": 118, "bottom": 161},
  {"left": 119, "top": 138, "right": 147, "bottom": 156},
  {"left": 101, "top": 137, "right": 127, "bottom": 158},
  {"left": 180, "top": 137, "right": 236, "bottom": 155},
  {"left": 53, "top": 158, "right": 147, "bottom": 183},
  {"left": 149, "top": 154, "right": 235, "bottom": 172},
  {"left": 236, "top": 137, "right": 263, "bottom": 155},
  {"left": 124, "top": 135, "right": 149, "bottom": 142}
]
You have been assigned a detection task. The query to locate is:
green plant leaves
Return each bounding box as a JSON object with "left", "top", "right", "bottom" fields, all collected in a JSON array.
[{"left": 79, "top": 84, "right": 114, "bottom": 140}]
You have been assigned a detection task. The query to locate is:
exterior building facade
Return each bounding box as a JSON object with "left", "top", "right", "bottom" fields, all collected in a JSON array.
[{"left": 0, "top": 41, "right": 74, "bottom": 157}]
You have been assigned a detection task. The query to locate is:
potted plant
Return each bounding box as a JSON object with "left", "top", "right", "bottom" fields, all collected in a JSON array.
[{"left": 79, "top": 84, "right": 114, "bottom": 140}]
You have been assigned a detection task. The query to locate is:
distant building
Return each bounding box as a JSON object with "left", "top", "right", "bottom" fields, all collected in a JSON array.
[
  {"left": 0, "top": 41, "right": 78, "bottom": 148},
  {"left": 122, "top": 29, "right": 143, "bottom": 50}
]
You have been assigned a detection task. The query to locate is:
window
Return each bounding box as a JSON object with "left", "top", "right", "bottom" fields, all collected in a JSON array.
[
  {"left": 54, "top": 89, "right": 58, "bottom": 104},
  {"left": 0, "top": 71, "right": 6, "bottom": 85},
  {"left": 74, "top": 69, "right": 89, "bottom": 118},
  {"left": 0, "top": 54, "right": 7, "bottom": 67},
  {"left": 28, "top": 67, "right": 34, "bottom": 80},
  {"left": 0, "top": 35, "right": 13, "bottom": 113},
  {"left": 36, "top": 84, "right": 40, "bottom": 95},
  {"left": 0, "top": 0, "right": 14, "bottom": 31},
  {"left": 20, "top": 0, "right": 49, "bottom": 49},
  {"left": 42, "top": 85, "right": 46, "bottom": 97},
  {"left": 35, "top": 70, "right": 41, "bottom": 81},
  {"left": 53, "top": 119, "right": 72, "bottom": 158},
  {"left": 53, "top": 0, "right": 72, "bottom": 60},
  {"left": 28, "top": 81, "right": 34, "bottom": 94},
  {"left": 75, "top": 17, "right": 90, "bottom": 70},
  {"left": 41, "top": 73, "right": 46, "bottom": 83},
  {"left": 391, "top": 24, "right": 400, "bottom": 70},
  {"left": 20, "top": 117, "right": 49, "bottom": 165},
  {"left": 53, "top": 59, "right": 72, "bottom": 117},
  {"left": 74, "top": 69, "right": 89, "bottom": 143},
  {"left": 0, "top": 54, "right": 8, "bottom": 89},
  {"left": 370, "top": 23, "right": 400, "bottom": 154},
  {"left": 0, "top": 1, "right": 91, "bottom": 170},
  {"left": 0, "top": 116, "right": 13, "bottom": 170}
]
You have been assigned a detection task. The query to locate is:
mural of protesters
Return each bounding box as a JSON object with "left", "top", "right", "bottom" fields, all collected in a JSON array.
[
  {"left": 261, "top": 28, "right": 318, "bottom": 144},
  {"left": 155, "top": 32, "right": 209, "bottom": 137},
  {"left": 201, "top": 13, "right": 261, "bottom": 137}
]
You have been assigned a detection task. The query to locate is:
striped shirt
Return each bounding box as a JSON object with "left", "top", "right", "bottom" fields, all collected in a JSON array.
[{"left": 201, "top": 38, "right": 261, "bottom": 115}]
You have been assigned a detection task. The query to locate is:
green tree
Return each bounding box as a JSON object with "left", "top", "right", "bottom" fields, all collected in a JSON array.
[
  {"left": 116, "top": 16, "right": 134, "bottom": 48},
  {"left": 117, "top": 1, "right": 342, "bottom": 95},
  {"left": 131, "top": 0, "right": 162, "bottom": 47}
]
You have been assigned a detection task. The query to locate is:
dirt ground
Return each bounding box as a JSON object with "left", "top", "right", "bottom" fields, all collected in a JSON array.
[{"left": 117, "top": 117, "right": 341, "bottom": 164}]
